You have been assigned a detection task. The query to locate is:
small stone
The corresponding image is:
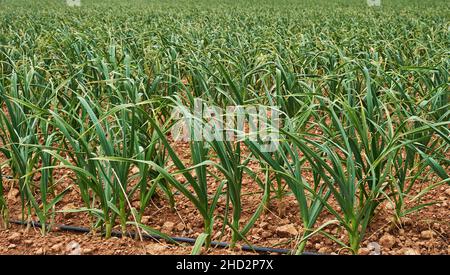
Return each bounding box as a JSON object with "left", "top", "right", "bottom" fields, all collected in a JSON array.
[
  {"left": 445, "top": 188, "right": 450, "bottom": 197},
  {"left": 259, "top": 222, "right": 269, "bottom": 229},
  {"left": 420, "top": 230, "right": 435, "bottom": 239},
  {"left": 61, "top": 203, "right": 77, "bottom": 218},
  {"left": 268, "top": 238, "right": 279, "bottom": 245},
  {"left": 7, "top": 188, "right": 19, "bottom": 201},
  {"left": 66, "top": 241, "right": 81, "bottom": 255},
  {"left": 176, "top": 223, "right": 185, "bottom": 231},
  {"left": 379, "top": 234, "right": 396, "bottom": 248},
  {"left": 132, "top": 201, "right": 141, "bottom": 208},
  {"left": 358, "top": 248, "right": 371, "bottom": 255},
  {"left": 82, "top": 248, "right": 94, "bottom": 254},
  {"left": 162, "top": 221, "right": 175, "bottom": 232},
  {"left": 35, "top": 248, "right": 44, "bottom": 255},
  {"left": 8, "top": 232, "right": 22, "bottom": 243},
  {"left": 261, "top": 231, "right": 272, "bottom": 239},
  {"left": 318, "top": 247, "right": 331, "bottom": 254},
  {"left": 141, "top": 216, "right": 150, "bottom": 224},
  {"left": 275, "top": 224, "right": 298, "bottom": 237},
  {"left": 314, "top": 243, "right": 322, "bottom": 250},
  {"left": 367, "top": 242, "right": 381, "bottom": 254},
  {"left": 24, "top": 240, "right": 33, "bottom": 245},
  {"left": 7, "top": 244, "right": 17, "bottom": 249},
  {"left": 50, "top": 243, "right": 63, "bottom": 252},
  {"left": 145, "top": 243, "right": 166, "bottom": 254},
  {"left": 324, "top": 238, "right": 333, "bottom": 245},
  {"left": 400, "top": 248, "right": 420, "bottom": 255},
  {"left": 400, "top": 217, "right": 413, "bottom": 226},
  {"left": 213, "top": 231, "right": 222, "bottom": 240}
]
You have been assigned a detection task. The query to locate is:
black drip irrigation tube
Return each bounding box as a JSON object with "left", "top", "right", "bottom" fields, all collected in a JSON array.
[
  {"left": 3, "top": 174, "right": 321, "bottom": 254},
  {"left": 9, "top": 220, "right": 320, "bottom": 255}
]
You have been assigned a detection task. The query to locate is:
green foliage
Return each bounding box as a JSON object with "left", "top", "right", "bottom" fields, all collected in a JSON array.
[{"left": 0, "top": 0, "right": 448, "bottom": 253}]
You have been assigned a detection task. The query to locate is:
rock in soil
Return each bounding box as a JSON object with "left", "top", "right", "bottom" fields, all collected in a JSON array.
[
  {"left": 61, "top": 203, "right": 78, "bottom": 218},
  {"left": 162, "top": 221, "right": 175, "bottom": 232},
  {"left": 259, "top": 222, "right": 269, "bottom": 229},
  {"left": 7, "top": 188, "right": 19, "bottom": 201},
  {"left": 420, "top": 230, "right": 435, "bottom": 239},
  {"left": 7, "top": 232, "right": 22, "bottom": 243},
  {"left": 82, "top": 248, "right": 94, "bottom": 254},
  {"left": 141, "top": 216, "right": 150, "bottom": 224},
  {"left": 400, "top": 217, "right": 413, "bottom": 226},
  {"left": 445, "top": 188, "right": 450, "bottom": 197},
  {"left": 275, "top": 224, "right": 298, "bottom": 237},
  {"left": 367, "top": 242, "right": 381, "bottom": 255},
  {"left": 146, "top": 243, "right": 167, "bottom": 255},
  {"left": 50, "top": 243, "right": 64, "bottom": 252},
  {"left": 35, "top": 248, "right": 44, "bottom": 255},
  {"left": 176, "top": 223, "right": 185, "bottom": 231},
  {"left": 399, "top": 247, "right": 420, "bottom": 255},
  {"left": 24, "top": 239, "right": 33, "bottom": 245},
  {"left": 318, "top": 247, "right": 331, "bottom": 254},
  {"left": 379, "top": 234, "right": 396, "bottom": 248},
  {"left": 66, "top": 241, "right": 81, "bottom": 255},
  {"left": 358, "top": 248, "right": 371, "bottom": 255}
]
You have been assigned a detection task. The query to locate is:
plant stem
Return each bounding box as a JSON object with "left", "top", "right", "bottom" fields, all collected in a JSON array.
[
  {"left": 105, "top": 220, "right": 112, "bottom": 239},
  {"left": 349, "top": 233, "right": 360, "bottom": 255},
  {"left": 120, "top": 199, "right": 127, "bottom": 235},
  {"left": 295, "top": 229, "right": 311, "bottom": 255},
  {"left": 1, "top": 208, "right": 9, "bottom": 229},
  {"left": 204, "top": 219, "right": 212, "bottom": 249}
]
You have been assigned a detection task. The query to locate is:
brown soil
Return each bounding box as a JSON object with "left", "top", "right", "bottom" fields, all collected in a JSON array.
[{"left": 0, "top": 138, "right": 449, "bottom": 255}]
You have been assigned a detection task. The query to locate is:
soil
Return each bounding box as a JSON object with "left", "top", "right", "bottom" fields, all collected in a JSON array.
[{"left": 0, "top": 138, "right": 449, "bottom": 255}]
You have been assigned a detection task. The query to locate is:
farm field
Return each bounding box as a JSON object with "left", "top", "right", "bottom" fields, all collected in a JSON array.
[{"left": 0, "top": 0, "right": 449, "bottom": 255}]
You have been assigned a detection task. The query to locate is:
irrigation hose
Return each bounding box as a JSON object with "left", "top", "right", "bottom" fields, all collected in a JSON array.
[
  {"left": 9, "top": 220, "right": 320, "bottom": 255},
  {"left": 3, "top": 173, "right": 319, "bottom": 254},
  {"left": 2, "top": 175, "right": 319, "bottom": 254}
]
